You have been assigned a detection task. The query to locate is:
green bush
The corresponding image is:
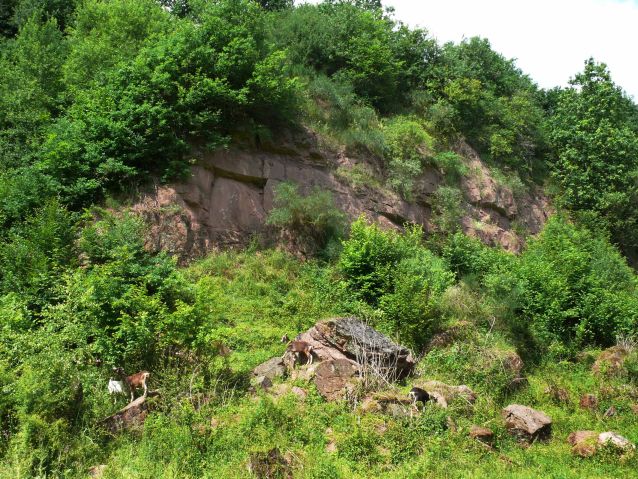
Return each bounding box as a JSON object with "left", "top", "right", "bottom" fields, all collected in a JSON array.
[
  {"left": 431, "top": 185, "right": 464, "bottom": 234},
  {"left": 382, "top": 116, "right": 433, "bottom": 199},
  {"left": 502, "top": 216, "right": 638, "bottom": 348},
  {"left": 340, "top": 217, "right": 454, "bottom": 348},
  {"left": 267, "top": 181, "right": 346, "bottom": 254}
]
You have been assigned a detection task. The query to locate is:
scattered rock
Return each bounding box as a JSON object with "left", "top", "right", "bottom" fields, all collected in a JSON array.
[
  {"left": 579, "top": 394, "right": 598, "bottom": 411},
  {"left": 503, "top": 352, "right": 524, "bottom": 379},
  {"left": 291, "top": 386, "right": 308, "bottom": 401},
  {"left": 470, "top": 426, "right": 494, "bottom": 444},
  {"left": 253, "top": 357, "right": 286, "bottom": 380},
  {"left": 592, "top": 346, "right": 630, "bottom": 377},
  {"left": 88, "top": 465, "right": 107, "bottom": 478},
  {"left": 247, "top": 448, "right": 292, "bottom": 479},
  {"left": 251, "top": 375, "right": 273, "bottom": 391},
  {"left": 598, "top": 432, "right": 635, "bottom": 452},
  {"left": 420, "top": 381, "right": 477, "bottom": 408},
  {"left": 325, "top": 441, "right": 337, "bottom": 454},
  {"left": 502, "top": 405, "right": 552, "bottom": 442},
  {"left": 102, "top": 392, "right": 159, "bottom": 433},
  {"left": 508, "top": 376, "right": 529, "bottom": 391},
  {"left": 545, "top": 385, "right": 570, "bottom": 404},
  {"left": 314, "top": 359, "right": 360, "bottom": 401},
  {"left": 297, "top": 317, "right": 415, "bottom": 379},
  {"left": 568, "top": 431, "right": 598, "bottom": 446},
  {"left": 360, "top": 397, "right": 382, "bottom": 414},
  {"left": 603, "top": 406, "right": 617, "bottom": 418},
  {"left": 289, "top": 363, "right": 318, "bottom": 382},
  {"left": 568, "top": 430, "right": 598, "bottom": 456}
]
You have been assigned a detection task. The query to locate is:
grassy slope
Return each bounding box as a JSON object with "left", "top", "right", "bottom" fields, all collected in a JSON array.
[{"left": 83, "top": 250, "right": 638, "bottom": 479}]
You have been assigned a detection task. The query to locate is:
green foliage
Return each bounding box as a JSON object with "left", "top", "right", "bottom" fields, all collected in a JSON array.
[
  {"left": 0, "top": 200, "right": 76, "bottom": 314},
  {"left": 429, "top": 37, "right": 547, "bottom": 172},
  {"left": 267, "top": 181, "right": 346, "bottom": 253},
  {"left": 340, "top": 217, "right": 454, "bottom": 347},
  {"left": 63, "top": 0, "right": 170, "bottom": 91},
  {"left": 273, "top": 1, "right": 439, "bottom": 111},
  {"left": 382, "top": 116, "right": 433, "bottom": 199},
  {"left": 431, "top": 185, "right": 464, "bottom": 234},
  {"left": 304, "top": 74, "right": 385, "bottom": 155},
  {"left": 549, "top": 59, "right": 638, "bottom": 256}
]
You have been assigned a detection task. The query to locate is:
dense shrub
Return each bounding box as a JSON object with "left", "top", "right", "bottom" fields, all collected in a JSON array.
[
  {"left": 272, "top": 1, "right": 439, "bottom": 112},
  {"left": 267, "top": 181, "right": 346, "bottom": 254},
  {"left": 495, "top": 217, "right": 638, "bottom": 349},
  {"left": 382, "top": 116, "right": 433, "bottom": 199},
  {"left": 340, "top": 217, "right": 454, "bottom": 347},
  {"left": 549, "top": 59, "right": 638, "bottom": 256}
]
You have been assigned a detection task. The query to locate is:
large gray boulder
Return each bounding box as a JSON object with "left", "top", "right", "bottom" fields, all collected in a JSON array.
[
  {"left": 296, "top": 317, "right": 415, "bottom": 380},
  {"left": 502, "top": 404, "right": 552, "bottom": 442}
]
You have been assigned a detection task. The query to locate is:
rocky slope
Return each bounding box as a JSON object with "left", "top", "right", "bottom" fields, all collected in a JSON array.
[{"left": 131, "top": 132, "right": 550, "bottom": 262}]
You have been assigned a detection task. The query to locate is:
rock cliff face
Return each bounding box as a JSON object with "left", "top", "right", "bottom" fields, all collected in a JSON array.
[{"left": 131, "top": 133, "right": 550, "bottom": 263}]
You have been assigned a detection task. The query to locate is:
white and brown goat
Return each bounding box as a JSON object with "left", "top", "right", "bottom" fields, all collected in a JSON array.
[{"left": 113, "top": 367, "right": 151, "bottom": 402}]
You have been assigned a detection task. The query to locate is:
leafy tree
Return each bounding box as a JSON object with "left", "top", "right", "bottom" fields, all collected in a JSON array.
[
  {"left": 12, "top": 0, "right": 78, "bottom": 31},
  {"left": 549, "top": 59, "right": 638, "bottom": 256},
  {"left": 257, "top": 0, "right": 293, "bottom": 11}
]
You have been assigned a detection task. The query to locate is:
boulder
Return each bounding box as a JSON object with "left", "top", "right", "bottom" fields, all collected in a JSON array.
[
  {"left": 420, "top": 381, "right": 477, "bottom": 408},
  {"left": 470, "top": 426, "right": 494, "bottom": 444},
  {"left": 592, "top": 346, "right": 630, "bottom": 376},
  {"left": 291, "top": 386, "right": 308, "bottom": 401},
  {"left": 102, "top": 392, "right": 159, "bottom": 433},
  {"left": 253, "top": 357, "right": 286, "bottom": 380},
  {"left": 296, "top": 317, "right": 415, "bottom": 380},
  {"left": 598, "top": 432, "right": 635, "bottom": 452},
  {"left": 568, "top": 430, "right": 598, "bottom": 456},
  {"left": 251, "top": 375, "right": 273, "bottom": 391},
  {"left": 568, "top": 430, "right": 598, "bottom": 446},
  {"left": 502, "top": 405, "right": 552, "bottom": 442},
  {"left": 603, "top": 406, "right": 617, "bottom": 418},
  {"left": 579, "top": 394, "right": 598, "bottom": 411},
  {"left": 314, "top": 359, "right": 360, "bottom": 401}
]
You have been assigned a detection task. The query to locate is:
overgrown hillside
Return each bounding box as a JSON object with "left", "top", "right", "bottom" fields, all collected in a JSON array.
[{"left": 0, "top": 1, "right": 637, "bottom": 478}]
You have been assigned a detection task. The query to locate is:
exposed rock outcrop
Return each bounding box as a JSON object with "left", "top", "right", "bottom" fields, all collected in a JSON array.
[
  {"left": 295, "top": 317, "right": 415, "bottom": 380},
  {"left": 130, "top": 136, "right": 550, "bottom": 263},
  {"left": 102, "top": 392, "right": 159, "bottom": 433},
  {"left": 502, "top": 405, "right": 552, "bottom": 442}
]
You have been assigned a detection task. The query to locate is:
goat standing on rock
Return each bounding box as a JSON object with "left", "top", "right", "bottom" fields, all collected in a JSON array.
[
  {"left": 113, "top": 367, "right": 151, "bottom": 402},
  {"left": 282, "top": 340, "right": 314, "bottom": 366}
]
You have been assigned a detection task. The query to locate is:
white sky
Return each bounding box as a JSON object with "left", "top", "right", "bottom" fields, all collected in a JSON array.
[{"left": 302, "top": 0, "right": 638, "bottom": 100}]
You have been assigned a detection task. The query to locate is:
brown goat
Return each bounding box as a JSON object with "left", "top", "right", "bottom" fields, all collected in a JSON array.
[
  {"left": 283, "top": 340, "right": 314, "bottom": 366},
  {"left": 113, "top": 367, "right": 150, "bottom": 402}
]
